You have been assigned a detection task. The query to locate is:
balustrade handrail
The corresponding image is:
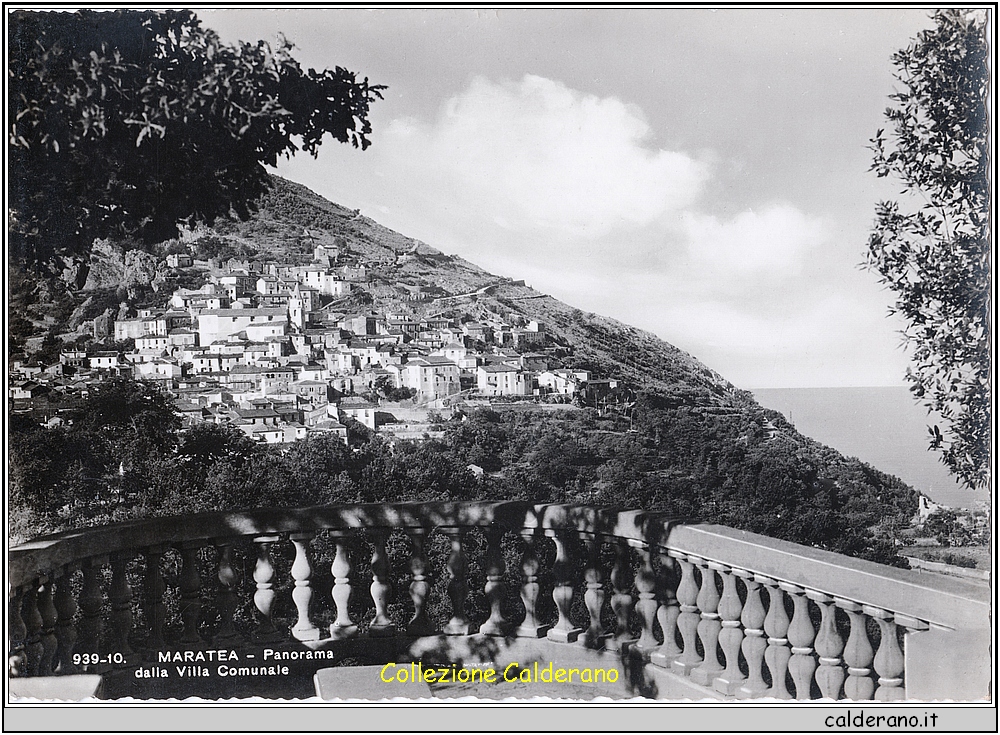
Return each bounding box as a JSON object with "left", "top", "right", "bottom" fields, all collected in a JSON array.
[
  {"left": 10, "top": 501, "right": 518, "bottom": 589},
  {"left": 9, "top": 501, "right": 989, "bottom": 633},
  {"left": 663, "top": 524, "right": 990, "bottom": 631}
]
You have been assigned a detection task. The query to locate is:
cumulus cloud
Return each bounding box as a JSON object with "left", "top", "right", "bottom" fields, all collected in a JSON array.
[
  {"left": 274, "top": 73, "right": 875, "bottom": 387},
  {"left": 376, "top": 75, "right": 831, "bottom": 280},
  {"left": 681, "top": 204, "right": 832, "bottom": 277},
  {"left": 382, "top": 75, "right": 710, "bottom": 239}
]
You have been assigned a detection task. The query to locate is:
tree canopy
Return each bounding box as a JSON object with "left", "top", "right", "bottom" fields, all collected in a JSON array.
[
  {"left": 8, "top": 9, "right": 384, "bottom": 267},
  {"left": 867, "top": 9, "right": 990, "bottom": 491}
]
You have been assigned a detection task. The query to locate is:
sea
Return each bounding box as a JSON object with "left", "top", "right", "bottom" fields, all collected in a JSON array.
[{"left": 752, "top": 386, "right": 987, "bottom": 510}]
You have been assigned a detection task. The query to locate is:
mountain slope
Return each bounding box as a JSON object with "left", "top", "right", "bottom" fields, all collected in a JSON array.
[{"left": 230, "top": 177, "right": 737, "bottom": 403}]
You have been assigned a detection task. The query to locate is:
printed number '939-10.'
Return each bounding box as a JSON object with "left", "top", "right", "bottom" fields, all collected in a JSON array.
[{"left": 73, "top": 653, "right": 126, "bottom": 665}]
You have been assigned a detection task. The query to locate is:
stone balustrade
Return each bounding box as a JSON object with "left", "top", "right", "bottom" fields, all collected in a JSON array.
[{"left": 8, "top": 502, "right": 991, "bottom": 700}]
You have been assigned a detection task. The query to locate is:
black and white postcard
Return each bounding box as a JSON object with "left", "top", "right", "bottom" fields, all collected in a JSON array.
[{"left": 6, "top": 6, "right": 993, "bottom": 731}]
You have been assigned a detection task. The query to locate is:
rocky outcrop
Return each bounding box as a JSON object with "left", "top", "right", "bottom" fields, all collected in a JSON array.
[
  {"left": 58, "top": 255, "right": 89, "bottom": 290},
  {"left": 83, "top": 240, "right": 169, "bottom": 298}
]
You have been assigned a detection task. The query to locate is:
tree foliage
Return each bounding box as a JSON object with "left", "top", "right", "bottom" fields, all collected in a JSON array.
[
  {"left": 10, "top": 374, "right": 918, "bottom": 568},
  {"left": 867, "top": 9, "right": 990, "bottom": 490},
  {"left": 8, "top": 9, "right": 384, "bottom": 266}
]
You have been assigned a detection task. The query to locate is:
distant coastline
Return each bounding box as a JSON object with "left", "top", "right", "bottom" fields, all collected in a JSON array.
[{"left": 753, "top": 386, "right": 982, "bottom": 509}]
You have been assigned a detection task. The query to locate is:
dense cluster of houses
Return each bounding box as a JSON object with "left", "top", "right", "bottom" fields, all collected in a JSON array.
[{"left": 10, "top": 245, "right": 618, "bottom": 444}]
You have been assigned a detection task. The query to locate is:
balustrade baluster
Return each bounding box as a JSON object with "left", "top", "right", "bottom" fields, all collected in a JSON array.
[
  {"left": 443, "top": 528, "right": 471, "bottom": 635},
  {"left": 36, "top": 576, "right": 59, "bottom": 676},
  {"left": 368, "top": 529, "right": 396, "bottom": 637},
  {"left": 691, "top": 560, "right": 724, "bottom": 686},
  {"left": 177, "top": 543, "right": 204, "bottom": 645},
  {"left": 607, "top": 539, "right": 636, "bottom": 652},
  {"left": 289, "top": 533, "right": 321, "bottom": 641},
  {"left": 809, "top": 590, "right": 845, "bottom": 700},
  {"left": 670, "top": 553, "right": 702, "bottom": 675},
  {"left": 516, "top": 530, "right": 549, "bottom": 638},
  {"left": 783, "top": 582, "right": 816, "bottom": 699},
  {"left": 329, "top": 532, "right": 358, "bottom": 638},
  {"left": 578, "top": 532, "right": 607, "bottom": 649},
  {"left": 213, "top": 541, "right": 241, "bottom": 646},
  {"left": 736, "top": 571, "right": 768, "bottom": 698},
  {"left": 866, "top": 606, "right": 905, "bottom": 700},
  {"left": 22, "top": 581, "right": 44, "bottom": 677},
  {"left": 633, "top": 545, "right": 659, "bottom": 653},
  {"left": 252, "top": 535, "right": 283, "bottom": 643},
  {"left": 9, "top": 588, "right": 28, "bottom": 677},
  {"left": 713, "top": 565, "right": 746, "bottom": 694},
  {"left": 406, "top": 528, "right": 435, "bottom": 636},
  {"left": 108, "top": 554, "right": 134, "bottom": 659},
  {"left": 144, "top": 546, "right": 167, "bottom": 653},
  {"left": 650, "top": 551, "right": 681, "bottom": 667},
  {"left": 838, "top": 599, "right": 875, "bottom": 700},
  {"left": 546, "top": 529, "right": 582, "bottom": 643},
  {"left": 53, "top": 569, "right": 79, "bottom": 675},
  {"left": 762, "top": 576, "right": 792, "bottom": 699},
  {"left": 478, "top": 526, "right": 508, "bottom": 636},
  {"left": 76, "top": 559, "right": 106, "bottom": 670}
]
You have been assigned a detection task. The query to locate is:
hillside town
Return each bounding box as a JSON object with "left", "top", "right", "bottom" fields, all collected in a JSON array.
[{"left": 10, "top": 241, "right": 621, "bottom": 445}]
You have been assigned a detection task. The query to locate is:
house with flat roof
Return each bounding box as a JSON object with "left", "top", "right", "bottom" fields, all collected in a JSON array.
[
  {"left": 477, "top": 364, "right": 530, "bottom": 396},
  {"left": 400, "top": 356, "right": 461, "bottom": 400}
]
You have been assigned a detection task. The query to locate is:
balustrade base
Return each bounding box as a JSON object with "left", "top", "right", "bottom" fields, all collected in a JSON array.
[
  {"left": 632, "top": 641, "right": 661, "bottom": 658},
  {"left": 690, "top": 666, "right": 725, "bottom": 686},
  {"left": 670, "top": 658, "right": 701, "bottom": 676},
  {"left": 515, "top": 624, "right": 551, "bottom": 639},
  {"left": 368, "top": 623, "right": 398, "bottom": 638},
  {"left": 713, "top": 675, "right": 747, "bottom": 695},
  {"left": 649, "top": 650, "right": 678, "bottom": 668},
  {"left": 735, "top": 685, "right": 769, "bottom": 699},
  {"left": 577, "top": 631, "right": 610, "bottom": 650},
  {"left": 604, "top": 635, "right": 637, "bottom": 653},
  {"left": 443, "top": 621, "right": 472, "bottom": 636},
  {"left": 292, "top": 626, "right": 322, "bottom": 642},
  {"left": 477, "top": 621, "right": 509, "bottom": 637},
  {"left": 875, "top": 687, "right": 906, "bottom": 701},
  {"left": 329, "top": 624, "right": 359, "bottom": 640},
  {"left": 546, "top": 626, "right": 582, "bottom": 644}
]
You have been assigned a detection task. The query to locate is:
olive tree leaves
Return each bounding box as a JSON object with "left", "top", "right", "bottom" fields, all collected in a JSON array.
[
  {"left": 9, "top": 9, "right": 384, "bottom": 266},
  {"left": 867, "top": 9, "right": 990, "bottom": 491}
]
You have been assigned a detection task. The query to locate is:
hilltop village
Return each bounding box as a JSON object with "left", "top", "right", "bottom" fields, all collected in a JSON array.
[{"left": 9, "top": 240, "right": 621, "bottom": 445}]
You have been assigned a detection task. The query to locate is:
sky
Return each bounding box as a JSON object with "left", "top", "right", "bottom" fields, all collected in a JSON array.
[{"left": 200, "top": 8, "right": 939, "bottom": 389}]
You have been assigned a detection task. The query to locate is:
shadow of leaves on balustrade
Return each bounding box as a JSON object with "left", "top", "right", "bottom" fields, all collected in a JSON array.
[{"left": 87, "top": 501, "right": 688, "bottom": 700}]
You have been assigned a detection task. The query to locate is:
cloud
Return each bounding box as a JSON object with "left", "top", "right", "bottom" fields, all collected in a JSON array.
[
  {"left": 681, "top": 204, "right": 832, "bottom": 277},
  {"left": 650, "top": 293, "right": 910, "bottom": 388},
  {"left": 272, "top": 73, "right": 883, "bottom": 387},
  {"left": 382, "top": 75, "right": 710, "bottom": 240}
]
